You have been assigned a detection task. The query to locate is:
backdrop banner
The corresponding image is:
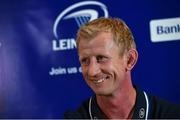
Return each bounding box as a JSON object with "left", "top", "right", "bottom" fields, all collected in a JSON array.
[{"left": 0, "top": 0, "right": 180, "bottom": 118}]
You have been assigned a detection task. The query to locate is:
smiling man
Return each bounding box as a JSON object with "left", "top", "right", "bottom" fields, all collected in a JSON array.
[{"left": 64, "top": 17, "right": 180, "bottom": 119}]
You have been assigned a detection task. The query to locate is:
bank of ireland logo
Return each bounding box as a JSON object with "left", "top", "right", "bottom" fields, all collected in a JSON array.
[
  {"left": 150, "top": 17, "right": 180, "bottom": 42},
  {"left": 52, "top": 1, "right": 109, "bottom": 51}
]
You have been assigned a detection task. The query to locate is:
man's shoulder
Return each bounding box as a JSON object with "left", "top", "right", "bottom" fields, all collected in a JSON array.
[
  {"left": 64, "top": 97, "right": 91, "bottom": 119},
  {"left": 134, "top": 87, "right": 180, "bottom": 119},
  {"left": 148, "top": 93, "right": 180, "bottom": 118}
]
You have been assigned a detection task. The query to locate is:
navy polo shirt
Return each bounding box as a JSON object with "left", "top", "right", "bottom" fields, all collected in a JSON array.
[{"left": 64, "top": 87, "right": 180, "bottom": 119}]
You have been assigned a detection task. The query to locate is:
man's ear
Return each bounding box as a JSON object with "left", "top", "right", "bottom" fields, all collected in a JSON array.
[{"left": 126, "top": 49, "right": 138, "bottom": 71}]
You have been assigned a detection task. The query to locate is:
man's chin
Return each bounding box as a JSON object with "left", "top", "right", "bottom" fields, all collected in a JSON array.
[{"left": 94, "top": 90, "right": 112, "bottom": 96}]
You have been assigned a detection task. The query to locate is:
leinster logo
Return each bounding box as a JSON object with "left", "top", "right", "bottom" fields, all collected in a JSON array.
[
  {"left": 52, "top": 1, "right": 109, "bottom": 51},
  {"left": 49, "top": 1, "right": 109, "bottom": 76}
]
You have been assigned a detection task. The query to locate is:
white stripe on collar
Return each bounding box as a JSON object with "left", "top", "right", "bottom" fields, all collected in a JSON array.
[{"left": 143, "top": 91, "right": 149, "bottom": 120}]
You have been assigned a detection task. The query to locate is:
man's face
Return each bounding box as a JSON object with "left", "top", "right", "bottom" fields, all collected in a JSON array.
[{"left": 78, "top": 32, "right": 129, "bottom": 96}]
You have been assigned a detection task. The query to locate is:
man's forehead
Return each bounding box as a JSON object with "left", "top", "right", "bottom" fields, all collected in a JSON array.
[
  {"left": 79, "top": 39, "right": 115, "bottom": 52},
  {"left": 78, "top": 34, "right": 119, "bottom": 58}
]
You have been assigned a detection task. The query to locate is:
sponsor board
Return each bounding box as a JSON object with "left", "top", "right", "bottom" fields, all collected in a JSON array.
[{"left": 150, "top": 17, "right": 180, "bottom": 42}]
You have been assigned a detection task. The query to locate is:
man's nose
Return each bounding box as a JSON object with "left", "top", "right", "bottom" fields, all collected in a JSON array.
[{"left": 88, "top": 59, "right": 100, "bottom": 77}]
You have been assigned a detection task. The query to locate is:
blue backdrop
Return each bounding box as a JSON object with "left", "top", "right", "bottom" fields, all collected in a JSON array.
[{"left": 0, "top": 0, "right": 180, "bottom": 118}]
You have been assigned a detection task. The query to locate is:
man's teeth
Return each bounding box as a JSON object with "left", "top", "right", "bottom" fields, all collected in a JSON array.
[{"left": 93, "top": 78, "right": 105, "bottom": 84}]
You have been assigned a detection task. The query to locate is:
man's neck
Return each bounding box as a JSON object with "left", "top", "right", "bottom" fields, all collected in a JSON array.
[{"left": 96, "top": 81, "right": 136, "bottom": 119}]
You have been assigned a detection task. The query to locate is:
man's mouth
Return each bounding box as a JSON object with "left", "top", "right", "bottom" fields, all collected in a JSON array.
[{"left": 92, "top": 76, "right": 109, "bottom": 84}]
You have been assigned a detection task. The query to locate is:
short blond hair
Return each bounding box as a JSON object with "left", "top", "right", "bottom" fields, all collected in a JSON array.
[{"left": 76, "top": 17, "right": 136, "bottom": 56}]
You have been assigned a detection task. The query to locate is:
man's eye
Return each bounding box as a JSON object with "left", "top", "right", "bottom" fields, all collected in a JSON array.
[
  {"left": 97, "top": 55, "right": 106, "bottom": 62},
  {"left": 81, "top": 58, "right": 89, "bottom": 65}
]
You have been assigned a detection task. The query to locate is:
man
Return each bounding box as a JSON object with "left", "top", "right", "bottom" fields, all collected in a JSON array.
[{"left": 64, "top": 17, "right": 180, "bottom": 119}]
